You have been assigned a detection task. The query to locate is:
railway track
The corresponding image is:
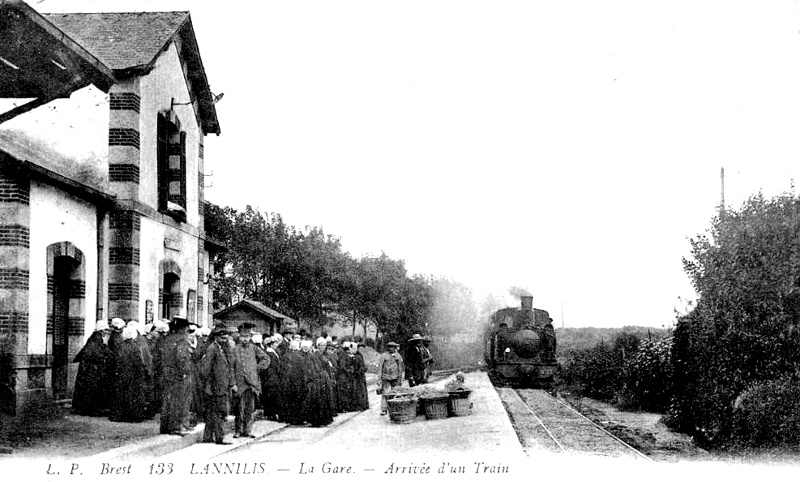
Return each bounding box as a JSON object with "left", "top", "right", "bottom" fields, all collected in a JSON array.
[{"left": 498, "top": 388, "right": 652, "bottom": 461}]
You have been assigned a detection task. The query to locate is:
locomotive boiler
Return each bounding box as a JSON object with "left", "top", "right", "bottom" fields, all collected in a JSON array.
[{"left": 485, "top": 295, "right": 558, "bottom": 385}]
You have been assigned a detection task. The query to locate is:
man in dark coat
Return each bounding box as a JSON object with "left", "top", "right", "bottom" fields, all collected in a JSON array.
[
  {"left": 421, "top": 336, "right": 434, "bottom": 384},
  {"left": 159, "top": 316, "right": 194, "bottom": 435},
  {"left": 72, "top": 320, "right": 111, "bottom": 416},
  {"left": 404, "top": 334, "right": 426, "bottom": 387},
  {"left": 231, "top": 323, "right": 269, "bottom": 438},
  {"left": 200, "top": 325, "right": 237, "bottom": 444},
  {"left": 260, "top": 335, "right": 283, "bottom": 421}
]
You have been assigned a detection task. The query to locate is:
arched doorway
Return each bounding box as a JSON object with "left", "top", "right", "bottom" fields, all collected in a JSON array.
[
  {"left": 46, "top": 242, "right": 86, "bottom": 400},
  {"left": 51, "top": 256, "right": 78, "bottom": 398},
  {"left": 162, "top": 272, "right": 181, "bottom": 320}
]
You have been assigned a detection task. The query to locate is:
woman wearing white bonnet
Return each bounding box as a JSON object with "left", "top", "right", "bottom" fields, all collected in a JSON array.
[
  {"left": 72, "top": 319, "right": 112, "bottom": 415},
  {"left": 95, "top": 319, "right": 110, "bottom": 332},
  {"left": 122, "top": 324, "right": 138, "bottom": 340},
  {"left": 109, "top": 321, "right": 152, "bottom": 422}
]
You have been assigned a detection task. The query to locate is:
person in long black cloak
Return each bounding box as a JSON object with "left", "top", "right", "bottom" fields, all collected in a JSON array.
[
  {"left": 130, "top": 321, "right": 155, "bottom": 418},
  {"left": 261, "top": 335, "right": 283, "bottom": 421},
  {"left": 147, "top": 320, "right": 170, "bottom": 414},
  {"left": 106, "top": 317, "right": 126, "bottom": 407},
  {"left": 109, "top": 326, "right": 152, "bottom": 422},
  {"left": 280, "top": 340, "right": 305, "bottom": 425},
  {"left": 159, "top": 316, "right": 194, "bottom": 435},
  {"left": 190, "top": 325, "right": 210, "bottom": 426},
  {"left": 350, "top": 342, "right": 370, "bottom": 411},
  {"left": 336, "top": 341, "right": 356, "bottom": 412},
  {"left": 301, "top": 341, "right": 334, "bottom": 427},
  {"left": 72, "top": 319, "right": 111, "bottom": 416},
  {"left": 320, "top": 339, "right": 340, "bottom": 415}
]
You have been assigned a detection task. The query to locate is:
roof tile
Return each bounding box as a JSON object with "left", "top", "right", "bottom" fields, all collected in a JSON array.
[{"left": 42, "top": 12, "right": 188, "bottom": 71}]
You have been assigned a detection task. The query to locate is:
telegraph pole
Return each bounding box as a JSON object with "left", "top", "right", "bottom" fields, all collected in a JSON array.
[{"left": 720, "top": 167, "right": 726, "bottom": 218}]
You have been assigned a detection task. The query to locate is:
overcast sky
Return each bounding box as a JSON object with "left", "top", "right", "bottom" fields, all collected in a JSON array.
[{"left": 35, "top": 0, "right": 800, "bottom": 329}]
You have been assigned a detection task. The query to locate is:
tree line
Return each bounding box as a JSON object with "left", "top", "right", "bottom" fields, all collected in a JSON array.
[{"left": 204, "top": 203, "right": 481, "bottom": 353}]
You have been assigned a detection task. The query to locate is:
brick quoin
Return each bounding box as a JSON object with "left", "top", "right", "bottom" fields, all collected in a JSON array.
[
  {"left": 109, "top": 211, "right": 141, "bottom": 231},
  {"left": 109, "top": 164, "right": 140, "bottom": 183},
  {"left": 0, "top": 311, "right": 29, "bottom": 332},
  {"left": 109, "top": 247, "right": 140, "bottom": 265},
  {"left": 0, "top": 268, "right": 29, "bottom": 290},
  {"left": 69, "top": 280, "right": 86, "bottom": 298},
  {"left": 108, "top": 128, "right": 140, "bottom": 149},
  {"left": 0, "top": 175, "right": 30, "bottom": 205},
  {"left": 109, "top": 92, "right": 141, "bottom": 112},
  {"left": 108, "top": 283, "right": 139, "bottom": 301},
  {"left": 0, "top": 225, "right": 30, "bottom": 247}
]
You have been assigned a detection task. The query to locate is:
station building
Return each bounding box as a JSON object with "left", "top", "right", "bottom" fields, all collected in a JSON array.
[{"left": 0, "top": 1, "right": 222, "bottom": 413}]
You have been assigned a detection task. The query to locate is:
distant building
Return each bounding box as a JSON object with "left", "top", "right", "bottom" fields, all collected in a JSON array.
[
  {"left": 214, "top": 300, "right": 295, "bottom": 336},
  {"left": 0, "top": 1, "right": 223, "bottom": 413}
]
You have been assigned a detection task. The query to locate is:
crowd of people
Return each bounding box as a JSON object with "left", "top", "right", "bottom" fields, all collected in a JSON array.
[{"left": 71, "top": 317, "right": 371, "bottom": 444}]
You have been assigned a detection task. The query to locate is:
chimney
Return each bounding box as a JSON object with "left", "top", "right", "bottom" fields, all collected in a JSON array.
[{"left": 521, "top": 296, "right": 533, "bottom": 311}]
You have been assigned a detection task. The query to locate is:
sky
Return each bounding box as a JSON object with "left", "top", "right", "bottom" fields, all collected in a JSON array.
[{"left": 33, "top": 0, "right": 800, "bottom": 329}]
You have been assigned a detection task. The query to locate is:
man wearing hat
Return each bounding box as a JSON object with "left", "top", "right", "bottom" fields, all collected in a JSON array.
[
  {"left": 159, "top": 316, "right": 194, "bottom": 435},
  {"left": 200, "top": 325, "right": 237, "bottom": 444},
  {"left": 230, "top": 322, "right": 269, "bottom": 438},
  {"left": 421, "top": 336, "right": 434, "bottom": 384},
  {"left": 405, "top": 334, "right": 426, "bottom": 387},
  {"left": 377, "top": 341, "right": 405, "bottom": 415}
]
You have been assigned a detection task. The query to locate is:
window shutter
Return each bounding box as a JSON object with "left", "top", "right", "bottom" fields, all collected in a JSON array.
[
  {"left": 180, "top": 131, "right": 187, "bottom": 208},
  {"left": 157, "top": 115, "right": 169, "bottom": 211},
  {"left": 167, "top": 129, "right": 184, "bottom": 208}
]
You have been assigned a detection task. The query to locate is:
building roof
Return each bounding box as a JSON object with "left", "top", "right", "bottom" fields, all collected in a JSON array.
[
  {"left": 0, "top": 0, "right": 115, "bottom": 99},
  {"left": 42, "top": 11, "right": 221, "bottom": 135},
  {"left": 214, "top": 300, "right": 288, "bottom": 322},
  {"left": 41, "top": 12, "right": 187, "bottom": 72}
]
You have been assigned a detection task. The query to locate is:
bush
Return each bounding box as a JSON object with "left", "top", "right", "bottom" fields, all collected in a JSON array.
[
  {"left": 668, "top": 192, "right": 800, "bottom": 447},
  {"left": 620, "top": 337, "right": 674, "bottom": 412},
  {"left": 731, "top": 375, "right": 800, "bottom": 447},
  {"left": 560, "top": 333, "right": 641, "bottom": 401}
]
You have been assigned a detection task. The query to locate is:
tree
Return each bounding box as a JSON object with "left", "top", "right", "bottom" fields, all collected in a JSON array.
[{"left": 670, "top": 192, "right": 800, "bottom": 446}]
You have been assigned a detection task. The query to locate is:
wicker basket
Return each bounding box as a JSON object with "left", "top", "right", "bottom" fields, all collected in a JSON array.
[
  {"left": 387, "top": 397, "right": 418, "bottom": 424},
  {"left": 448, "top": 390, "right": 472, "bottom": 417},
  {"left": 420, "top": 395, "right": 449, "bottom": 420}
]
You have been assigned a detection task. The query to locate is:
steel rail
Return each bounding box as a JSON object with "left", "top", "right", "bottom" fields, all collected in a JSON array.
[
  {"left": 538, "top": 390, "right": 653, "bottom": 462},
  {"left": 505, "top": 389, "right": 566, "bottom": 453}
]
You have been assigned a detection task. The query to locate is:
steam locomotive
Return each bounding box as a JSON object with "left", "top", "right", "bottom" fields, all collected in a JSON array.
[{"left": 484, "top": 295, "right": 558, "bottom": 385}]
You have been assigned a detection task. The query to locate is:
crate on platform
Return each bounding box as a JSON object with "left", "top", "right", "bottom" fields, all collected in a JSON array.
[
  {"left": 420, "top": 395, "right": 449, "bottom": 420},
  {"left": 447, "top": 389, "right": 472, "bottom": 417},
  {"left": 387, "top": 397, "right": 418, "bottom": 424}
]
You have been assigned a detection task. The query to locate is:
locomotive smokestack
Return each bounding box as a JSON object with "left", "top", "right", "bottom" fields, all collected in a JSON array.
[{"left": 521, "top": 296, "right": 533, "bottom": 311}]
